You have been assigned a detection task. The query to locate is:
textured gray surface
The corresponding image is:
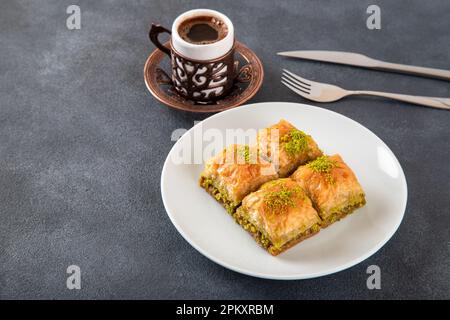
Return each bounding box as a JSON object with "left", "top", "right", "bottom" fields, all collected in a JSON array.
[{"left": 0, "top": 0, "right": 449, "bottom": 299}]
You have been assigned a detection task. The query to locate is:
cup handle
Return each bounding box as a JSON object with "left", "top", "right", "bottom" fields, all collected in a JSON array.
[{"left": 149, "top": 23, "right": 171, "bottom": 56}]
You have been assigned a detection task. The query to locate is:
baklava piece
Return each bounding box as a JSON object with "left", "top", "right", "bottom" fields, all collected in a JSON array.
[
  {"left": 199, "top": 144, "right": 278, "bottom": 214},
  {"left": 257, "top": 119, "right": 322, "bottom": 177},
  {"left": 291, "top": 154, "right": 366, "bottom": 227},
  {"left": 234, "top": 178, "right": 321, "bottom": 255}
]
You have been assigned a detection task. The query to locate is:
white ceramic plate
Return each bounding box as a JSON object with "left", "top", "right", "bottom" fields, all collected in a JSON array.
[{"left": 161, "top": 102, "right": 407, "bottom": 280}]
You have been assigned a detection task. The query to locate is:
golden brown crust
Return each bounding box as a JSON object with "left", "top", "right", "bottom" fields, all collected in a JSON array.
[
  {"left": 200, "top": 144, "right": 278, "bottom": 206},
  {"left": 268, "top": 226, "right": 320, "bottom": 256},
  {"left": 233, "top": 207, "right": 320, "bottom": 256},
  {"left": 239, "top": 178, "right": 321, "bottom": 250},
  {"left": 319, "top": 199, "right": 367, "bottom": 228},
  {"left": 257, "top": 119, "right": 322, "bottom": 177},
  {"left": 291, "top": 154, "right": 366, "bottom": 222}
]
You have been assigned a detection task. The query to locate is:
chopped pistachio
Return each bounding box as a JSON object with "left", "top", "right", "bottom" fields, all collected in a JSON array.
[
  {"left": 263, "top": 183, "right": 304, "bottom": 212},
  {"left": 281, "top": 129, "right": 309, "bottom": 155},
  {"left": 264, "top": 189, "right": 294, "bottom": 210},
  {"left": 236, "top": 145, "right": 251, "bottom": 163},
  {"left": 307, "top": 156, "right": 337, "bottom": 184},
  {"left": 307, "top": 155, "right": 336, "bottom": 173}
]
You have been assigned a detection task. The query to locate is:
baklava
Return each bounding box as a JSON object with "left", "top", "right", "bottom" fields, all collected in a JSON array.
[
  {"left": 291, "top": 154, "right": 366, "bottom": 227},
  {"left": 257, "top": 119, "right": 322, "bottom": 177},
  {"left": 199, "top": 144, "right": 278, "bottom": 214},
  {"left": 234, "top": 178, "right": 321, "bottom": 255}
]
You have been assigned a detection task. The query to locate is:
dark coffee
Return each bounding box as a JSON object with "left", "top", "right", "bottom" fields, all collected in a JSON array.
[{"left": 178, "top": 16, "right": 228, "bottom": 45}]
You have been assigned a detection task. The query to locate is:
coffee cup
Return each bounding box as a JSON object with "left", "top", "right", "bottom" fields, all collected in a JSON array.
[{"left": 149, "top": 9, "right": 237, "bottom": 103}]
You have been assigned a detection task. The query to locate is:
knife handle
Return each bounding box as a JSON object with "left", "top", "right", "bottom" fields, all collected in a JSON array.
[{"left": 374, "top": 61, "right": 450, "bottom": 81}]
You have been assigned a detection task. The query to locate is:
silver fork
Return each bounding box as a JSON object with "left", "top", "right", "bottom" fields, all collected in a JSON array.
[{"left": 281, "top": 69, "right": 450, "bottom": 110}]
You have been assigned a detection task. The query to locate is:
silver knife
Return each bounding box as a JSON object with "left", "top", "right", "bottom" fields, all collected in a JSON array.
[{"left": 277, "top": 50, "right": 450, "bottom": 81}]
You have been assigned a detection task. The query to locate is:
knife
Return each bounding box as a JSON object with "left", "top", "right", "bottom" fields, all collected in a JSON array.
[{"left": 277, "top": 50, "right": 450, "bottom": 81}]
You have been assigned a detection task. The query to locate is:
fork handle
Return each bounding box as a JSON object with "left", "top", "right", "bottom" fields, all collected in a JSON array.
[{"left": 351, "top": 90, "right": 450, "bottom": 110}]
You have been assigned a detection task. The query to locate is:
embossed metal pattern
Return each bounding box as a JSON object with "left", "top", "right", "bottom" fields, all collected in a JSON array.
[{"left": 171, "top": 48, "right": 235, "bottom": 102}]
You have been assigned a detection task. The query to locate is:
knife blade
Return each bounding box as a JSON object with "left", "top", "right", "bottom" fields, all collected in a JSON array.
[{"left": 277, "top": 50, "right": 450, "bottom": 81}]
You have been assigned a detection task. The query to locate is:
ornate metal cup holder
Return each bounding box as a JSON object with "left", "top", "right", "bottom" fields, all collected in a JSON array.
[{"left": 144, "top": 41, "right": 264, "bottom": 113}]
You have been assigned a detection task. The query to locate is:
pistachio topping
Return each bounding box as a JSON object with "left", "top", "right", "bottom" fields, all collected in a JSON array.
[
  {"left": 281, "top": 129, "right": 309, "bottom": 155},
  {"left": 264, "top": 183, "right": 303, "bottom": 212},
  {"left": 307, "top": 156, "right": 337, "bottom": 183},
  {"left": 236, "top": 145, "right": 251, "bottom": 163}
]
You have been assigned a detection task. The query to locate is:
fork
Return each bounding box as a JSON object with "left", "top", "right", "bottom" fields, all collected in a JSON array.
[{"left": 281, "top": 69, "right": 450, "bottom": 110}]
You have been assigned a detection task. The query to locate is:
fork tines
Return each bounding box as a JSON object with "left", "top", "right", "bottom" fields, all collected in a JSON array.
[{"left": 281, "top": 69, "right": 311, "bottom": 96}]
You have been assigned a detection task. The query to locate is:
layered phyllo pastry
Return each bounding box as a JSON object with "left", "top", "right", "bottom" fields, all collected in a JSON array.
[
  {"left": 257, "top": 119, "right": 322, "bottom": 177},
  {"left": 234, "top": 179, "right": 321, "bottom": 255},
  {"left": 199, "top": 144, "right": 278, "bottom": 214},
  {"left": 291, "top": 154, "right": 366, "bottom": 227}
]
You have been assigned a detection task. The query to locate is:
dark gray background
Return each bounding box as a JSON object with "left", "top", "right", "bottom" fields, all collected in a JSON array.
[{"left": 0, "top": 0, "right": 449, "bottom": 299}]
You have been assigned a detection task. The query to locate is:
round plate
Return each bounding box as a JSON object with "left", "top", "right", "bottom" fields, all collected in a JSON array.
[
  {"left": 161, "top": 102, "right": 408, "bottom": 280},
  {"left": 144, "top": 41, "right": 264, "bottom": 113}
]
